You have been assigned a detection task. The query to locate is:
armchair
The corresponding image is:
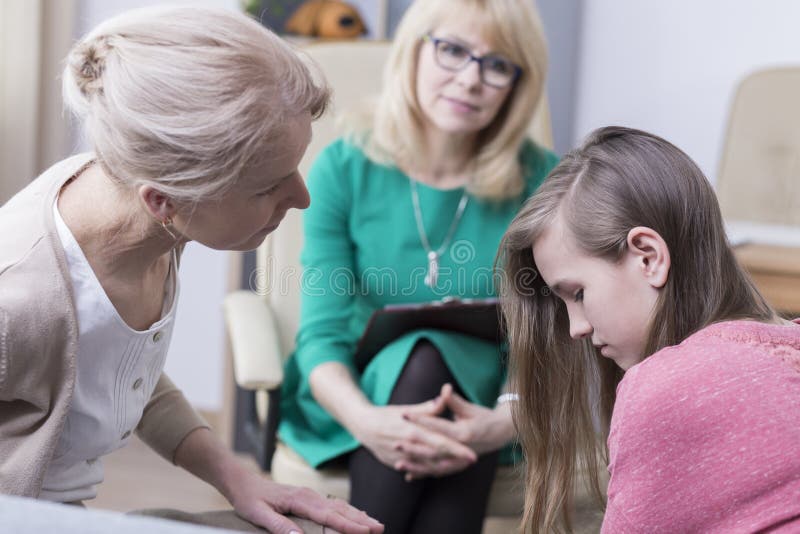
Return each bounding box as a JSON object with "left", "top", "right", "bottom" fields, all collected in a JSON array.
[
  {"left": 717, "top": 67, "right": 800, "bottom": 315},
  {"left": 716, "top": 67, "right": 800, "bottom": 228}
]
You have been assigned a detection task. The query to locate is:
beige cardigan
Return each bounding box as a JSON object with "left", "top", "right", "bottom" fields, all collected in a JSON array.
[{"left": 0, "top": 154, "right": 207, "bottom": 497}]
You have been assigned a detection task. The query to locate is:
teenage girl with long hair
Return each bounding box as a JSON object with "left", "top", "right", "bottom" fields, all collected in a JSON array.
[{"left": 500, "top": 126, "right": 800, "bottom": 533}]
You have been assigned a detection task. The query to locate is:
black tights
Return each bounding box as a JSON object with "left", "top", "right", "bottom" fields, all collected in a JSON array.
[{"left": 348, "top": 340, "right": 499, "bottom": 534}]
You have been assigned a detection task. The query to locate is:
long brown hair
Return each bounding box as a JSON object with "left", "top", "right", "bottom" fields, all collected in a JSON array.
[{"left": 498, "top": 126, "right": 775, "bottom": 532}]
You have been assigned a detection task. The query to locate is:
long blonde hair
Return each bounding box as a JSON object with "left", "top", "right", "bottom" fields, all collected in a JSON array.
[
  {"left": 63, "top": 6, "right": 329, "bottom": 203},
  {"left": 498, "top": 126, "right": 776, "bottom": 532},
  {"left": 349, "top": 0, "right": 547, "bottom": 200}
]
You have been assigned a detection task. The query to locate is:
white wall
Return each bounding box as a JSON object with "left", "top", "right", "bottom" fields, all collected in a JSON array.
[
  {"left": 574, "top": 0, "right": 800, "bottom": 182},
  {"left": 77, "top": 0, "right": 239, "bottom": 35},
  {"left": 349, "top": 0, "right": 386, "bottom": 39},
  {"left": 76, "top": 0, "right": 239, "bottom": 411},
  {"left": 538, "top": 0, "right": 584, "bottom": 155}
]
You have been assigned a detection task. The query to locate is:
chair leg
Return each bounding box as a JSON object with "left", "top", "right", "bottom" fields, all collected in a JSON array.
[
  {"left": 261, "top": 389, "right": 281, "bottom": 469},
  {"left": 232, "top": 386, "right": 281, "bottom": 472}
]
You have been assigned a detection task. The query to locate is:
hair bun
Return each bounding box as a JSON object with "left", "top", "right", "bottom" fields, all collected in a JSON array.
[{"left": 71, "top": 37, "right": 112, "bottom": 97}]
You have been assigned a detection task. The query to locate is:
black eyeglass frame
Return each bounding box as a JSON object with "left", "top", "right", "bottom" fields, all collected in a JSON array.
[{"left": 422, "top": 34, "right": 523, "bottom": 89}]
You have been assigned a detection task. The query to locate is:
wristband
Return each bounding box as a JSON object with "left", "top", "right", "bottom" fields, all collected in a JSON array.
[{"left": 496, "top": 393, "right": 519, "bottom": 404}]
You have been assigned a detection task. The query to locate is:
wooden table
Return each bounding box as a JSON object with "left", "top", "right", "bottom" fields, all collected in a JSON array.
[{"left": 734, "top": 244, "right": 800, "bottom": 316}]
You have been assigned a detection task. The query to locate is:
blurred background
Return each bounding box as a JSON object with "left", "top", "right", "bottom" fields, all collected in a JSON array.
[{"left": 1, "top": 0, "right": 798, "bottom": 516}]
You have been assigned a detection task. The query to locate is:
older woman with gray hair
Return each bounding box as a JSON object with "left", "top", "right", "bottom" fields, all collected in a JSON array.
[{"left": 0, "top": 6, "right": 382, "bottom": 534}]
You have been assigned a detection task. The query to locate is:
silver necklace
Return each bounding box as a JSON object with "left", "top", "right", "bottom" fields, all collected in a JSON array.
[{"left": 410, "top": 180, "right": 469, "bottom": 288}]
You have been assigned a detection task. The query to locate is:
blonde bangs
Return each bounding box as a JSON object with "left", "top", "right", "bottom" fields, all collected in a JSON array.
[
  {"left": 470, "top": 0, "right": 548, "bottom": 199},
  {"left": 352, "top": 0, "right": 548, "bottom": 200}
]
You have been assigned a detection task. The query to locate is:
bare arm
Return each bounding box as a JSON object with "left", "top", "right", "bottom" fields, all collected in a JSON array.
[{"left": 308, "top": 362, "right": 374, "bottom": 432}]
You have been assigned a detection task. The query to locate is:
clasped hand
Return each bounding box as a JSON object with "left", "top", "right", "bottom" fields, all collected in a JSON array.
[{"left": 355, "top": 384, "right": 510, "bottom": 481}]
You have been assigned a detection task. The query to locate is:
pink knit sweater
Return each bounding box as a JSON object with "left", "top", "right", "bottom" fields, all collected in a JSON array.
[{"left": 603, "top": 319, "right": 800, "bottom": 533}]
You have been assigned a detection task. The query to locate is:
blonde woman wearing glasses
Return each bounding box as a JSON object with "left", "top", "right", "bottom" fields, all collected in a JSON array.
[{"left": 278, "top": 1, "right": 556, "bottom": 531}]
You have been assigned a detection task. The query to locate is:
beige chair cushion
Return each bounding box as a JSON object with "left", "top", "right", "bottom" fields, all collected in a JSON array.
[{"left": 272, "top": 443, "right": 351, "bottom": 501}]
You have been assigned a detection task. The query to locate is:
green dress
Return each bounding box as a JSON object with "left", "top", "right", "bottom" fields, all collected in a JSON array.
[{"left": 279, "top": 138, "right": 558, "bottom": 467}]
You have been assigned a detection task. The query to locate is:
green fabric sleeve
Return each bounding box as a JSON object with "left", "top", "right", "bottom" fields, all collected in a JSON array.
[{"left": 294, "top": 141, "right": 360, "bottom": 378}]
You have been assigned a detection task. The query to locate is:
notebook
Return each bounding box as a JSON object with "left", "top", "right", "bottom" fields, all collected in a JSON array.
[{"left": 354, "top": 297, "right": 504, "bottom": 370}]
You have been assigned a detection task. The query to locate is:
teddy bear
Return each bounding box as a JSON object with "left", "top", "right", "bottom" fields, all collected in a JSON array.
[{"left": 284, "top": 0, "right": 367, "bottom": 39}]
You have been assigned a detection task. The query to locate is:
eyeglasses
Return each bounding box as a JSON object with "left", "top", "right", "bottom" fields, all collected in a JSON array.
[{"left": 423, "top": 34, "right": 522, "bottom": 89}]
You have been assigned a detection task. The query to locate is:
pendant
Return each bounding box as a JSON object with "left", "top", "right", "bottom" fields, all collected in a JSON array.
[{"left": 425, "top": 251, "right": 439, "bottom": 287}]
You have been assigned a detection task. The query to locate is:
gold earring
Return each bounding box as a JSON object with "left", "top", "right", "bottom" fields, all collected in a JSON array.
[{"left": 161, "top": 217, "right": 177, "bottom": 240}]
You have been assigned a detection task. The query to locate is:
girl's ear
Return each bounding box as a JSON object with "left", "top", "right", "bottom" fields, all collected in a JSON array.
[
  {"left": 138, "top": 185, "right": 178, "bottom": 223},
  {"left": 626, "top": 226, "right": 670, "bottom": 289}
]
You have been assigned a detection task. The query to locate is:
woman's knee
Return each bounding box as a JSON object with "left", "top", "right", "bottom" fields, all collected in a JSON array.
[{"left": 389, "top": 339, "right": 455, "bottom": 404}]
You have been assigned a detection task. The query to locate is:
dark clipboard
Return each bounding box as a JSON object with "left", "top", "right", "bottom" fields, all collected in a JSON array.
[{"left": 353, "top": 297, "right": 505, "bottom": 371}]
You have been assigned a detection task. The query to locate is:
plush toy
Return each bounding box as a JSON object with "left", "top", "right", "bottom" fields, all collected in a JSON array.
[{"left": 284, "top": 0, "right": 367, "bottom": 39}]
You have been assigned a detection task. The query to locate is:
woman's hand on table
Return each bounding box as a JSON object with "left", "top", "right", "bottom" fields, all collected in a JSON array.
[
  {"left": 174, "top": 427, "right": 384, "bottom": 534},
  {"left": 227, "top": 469, "right": 384, "bottom": 534}
]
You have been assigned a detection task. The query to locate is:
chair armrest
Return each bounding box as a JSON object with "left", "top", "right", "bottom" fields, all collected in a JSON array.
[{"left": 223, "top": 290, "right": 284, "bottom": 390}]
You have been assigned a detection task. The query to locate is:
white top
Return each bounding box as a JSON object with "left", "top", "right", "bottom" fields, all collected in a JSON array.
[{"left": 40, "top": 201, "right": 179, "bottom": 502}]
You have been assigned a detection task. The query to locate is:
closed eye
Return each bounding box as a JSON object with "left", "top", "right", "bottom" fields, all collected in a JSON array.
[
  {"left": 255, "top": 172, "right": 296, "bottom": 197},
  {"left": 255, "top": 185, "right": 279, "bottom": 197}
]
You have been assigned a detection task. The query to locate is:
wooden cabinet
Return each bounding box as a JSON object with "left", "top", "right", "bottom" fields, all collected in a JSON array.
[{"left": 735, "top": 244, "right": 800, "bottom": 316}]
